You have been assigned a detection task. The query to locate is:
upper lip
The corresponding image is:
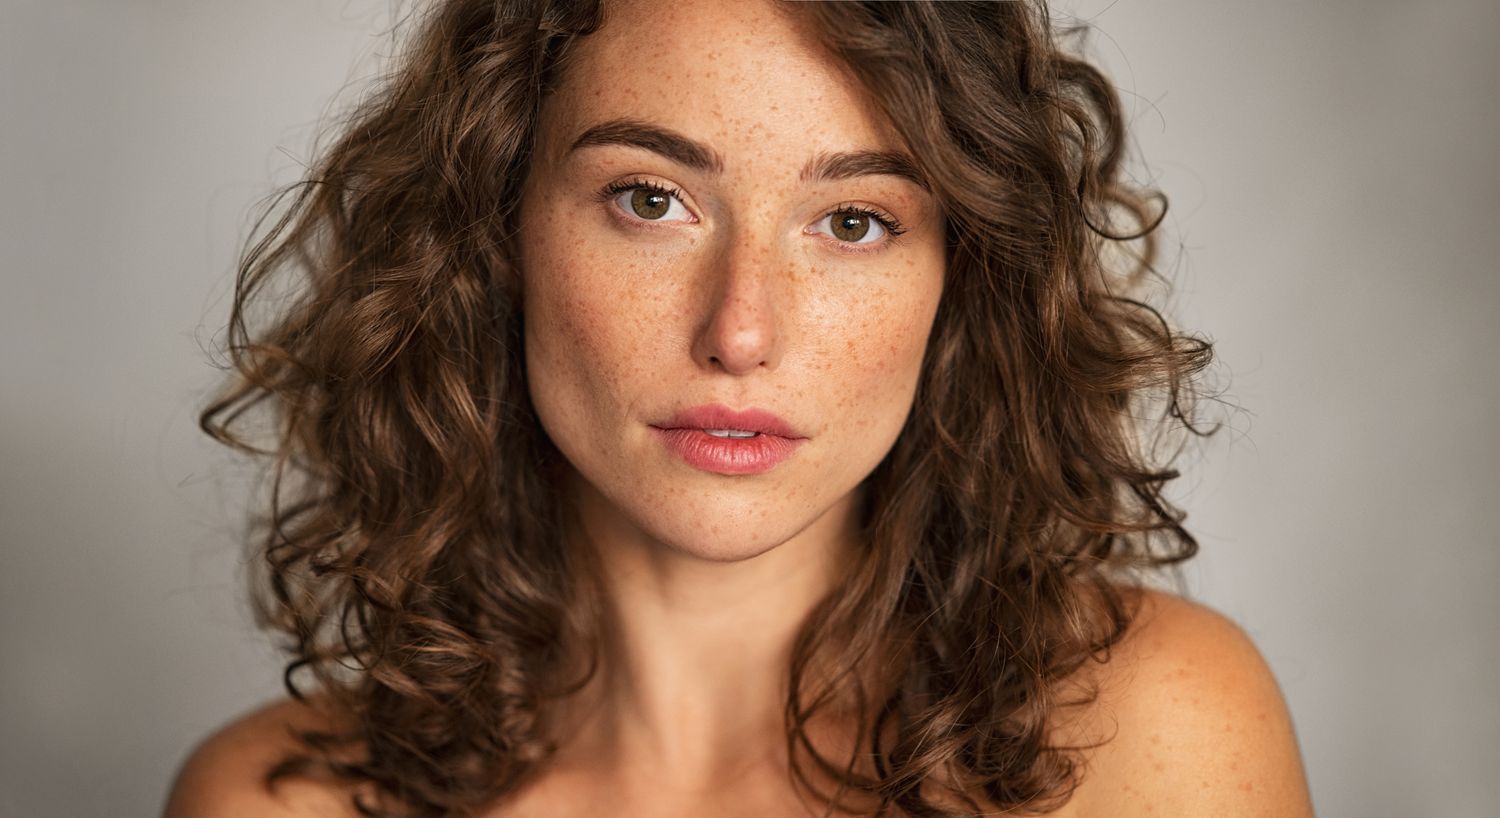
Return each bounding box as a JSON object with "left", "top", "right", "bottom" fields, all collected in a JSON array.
[{"left": 653, "top": 403, "right": 805, "bottom": 439}]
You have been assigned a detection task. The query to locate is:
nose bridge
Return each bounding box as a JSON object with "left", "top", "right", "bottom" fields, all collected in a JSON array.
[{"left": 694, "top": 217, "right": 786, "bottom": 375}]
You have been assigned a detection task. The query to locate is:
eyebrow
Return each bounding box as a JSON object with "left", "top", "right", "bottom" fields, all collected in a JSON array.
[{"left": 566, "top": 118, "right": 931, "bottom": 193}]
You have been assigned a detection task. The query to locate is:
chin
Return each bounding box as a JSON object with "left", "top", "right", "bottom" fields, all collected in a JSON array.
[
  {"left": 652, "top": 515, "right": 810, "bottom": 563},
  {"left": 628, "top": 476, "right": 827, "bottom": 562},
  {"left": 659, "top": 533, "right": 792, "bottom": 564},
  {"left": 565, "top": 457, "right": 833, "bottom": 563}
]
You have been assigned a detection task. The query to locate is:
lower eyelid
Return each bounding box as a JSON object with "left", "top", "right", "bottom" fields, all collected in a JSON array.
[{"left": 606, "top": 204, "right": 690, "bottom": 233}]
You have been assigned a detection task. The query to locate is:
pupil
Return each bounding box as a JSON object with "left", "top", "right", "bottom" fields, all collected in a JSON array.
[
  {"left": 833, "top": 213, "right": 869, "bottom": 242},
  {"left": 631, "top": 188, "right": 669, "bottom": 219}
]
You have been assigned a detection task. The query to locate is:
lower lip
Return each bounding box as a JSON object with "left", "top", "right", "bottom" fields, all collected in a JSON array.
[{"left": 649, "top": 427, "right": 805, "bottom": 475}]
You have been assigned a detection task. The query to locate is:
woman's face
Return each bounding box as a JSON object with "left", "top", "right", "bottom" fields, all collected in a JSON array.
[{"left": 516, "top": 0, "right": 945, "bottom": 561}]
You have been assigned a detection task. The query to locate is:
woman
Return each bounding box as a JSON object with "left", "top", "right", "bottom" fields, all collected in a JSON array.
[{"left": 168, "top": 0, "right": 1314, "bottom": 816}]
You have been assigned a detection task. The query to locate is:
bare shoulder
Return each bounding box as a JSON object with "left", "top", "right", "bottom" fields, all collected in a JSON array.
[
  {"left": 163, "top": 695, "right": 364, "bottom": 818},
  {"left": 1055, "top": 587, "right": 1315, "bottom": 818}
]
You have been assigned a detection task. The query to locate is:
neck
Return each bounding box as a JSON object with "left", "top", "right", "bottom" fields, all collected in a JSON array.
[{"left": 547, "top": 469, "right": 866, "bottom": 793}]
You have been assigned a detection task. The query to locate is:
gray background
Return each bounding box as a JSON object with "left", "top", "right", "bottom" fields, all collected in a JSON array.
[{"left": 2, "top": 1, "right": 1496, "bottom": 816}]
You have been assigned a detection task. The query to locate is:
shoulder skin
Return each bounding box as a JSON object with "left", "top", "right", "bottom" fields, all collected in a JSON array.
[
  {"left": 162, "top": 695, "right": 363, "bottom": 818},
  {"left": 165, "top": 591, "right": 1316, "bottom": 817},
  {"left": 1055, "top": 587, "right": 1316, "bottom": 817}
]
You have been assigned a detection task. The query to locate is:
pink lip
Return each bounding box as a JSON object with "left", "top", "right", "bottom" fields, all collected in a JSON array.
[
  {"left": 649, "top": 403, "right": 807, "bottom": 475},
  {"left": 654, "top": 404, "right": 805, "bottom": 439}
]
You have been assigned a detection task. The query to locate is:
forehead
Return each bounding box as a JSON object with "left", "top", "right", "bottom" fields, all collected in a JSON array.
[{"left": 537, "top": 0, "right": 907, "bottom": 175}]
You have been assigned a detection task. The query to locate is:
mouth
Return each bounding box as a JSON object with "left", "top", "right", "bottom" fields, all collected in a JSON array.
[
  {"left": 650, "top": 403, "right": 805, "bottom": 440},
  {"left": 648, "top": 426, "right": 806, "bottom": 475},
  {"left": 649, "top": 402, "right": 806, "bottom": 475}
]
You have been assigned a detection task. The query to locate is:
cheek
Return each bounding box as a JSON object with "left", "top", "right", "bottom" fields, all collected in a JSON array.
[
  {"left": 524, "top": 235, "right": 613, "bottom": 423},
  {"left": 523, "top": 238, "right": 674, "bottom": 420},
  {"left": 524, "top": 223, "right": 600, "bottom": 360},
  {"left": 827, "top": 278, "right": 942, "bottom": 419},
  {"left": 850, "top": 317, "right": 929, "bottom": 427}
]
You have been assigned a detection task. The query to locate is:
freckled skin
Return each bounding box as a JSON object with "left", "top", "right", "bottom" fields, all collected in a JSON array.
[
  {"left": 515, "top": 0, "right": 946, "bottom": 563},
  {"left": 163, "top": 4, "right": 1317, "bottom": 817}
]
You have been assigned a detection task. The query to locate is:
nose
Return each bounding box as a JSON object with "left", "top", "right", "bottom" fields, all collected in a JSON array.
[{"left": 691, "top": 226, "right": 785, "bottom": 376}]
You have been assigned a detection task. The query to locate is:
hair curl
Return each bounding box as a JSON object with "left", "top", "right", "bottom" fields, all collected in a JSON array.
[{"left": 199, "top": 1, "right": 1219, "bottom": 815}]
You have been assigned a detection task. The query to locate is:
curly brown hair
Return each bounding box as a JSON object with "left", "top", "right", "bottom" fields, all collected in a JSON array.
[{"left": 198, "top": 1, "right": 1219, "bottom": 816}]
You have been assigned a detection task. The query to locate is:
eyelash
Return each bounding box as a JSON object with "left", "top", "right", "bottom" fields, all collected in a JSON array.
[{"left": 594, "top": 177, "right": 909, "bottom": 255}]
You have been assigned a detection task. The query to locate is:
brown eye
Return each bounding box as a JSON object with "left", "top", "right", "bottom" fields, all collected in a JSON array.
[
  {"left": 604, "top": 181, "right": 693, "bottom": 224},
  {"left": 630, "top": 188, "right": 670, "bottom": 220},
  {"left": 830, "top": 212, "right": 872, "bottom": 242},
  {"left": 813, "top": 206, "right": 897, "bottom": 251}
]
